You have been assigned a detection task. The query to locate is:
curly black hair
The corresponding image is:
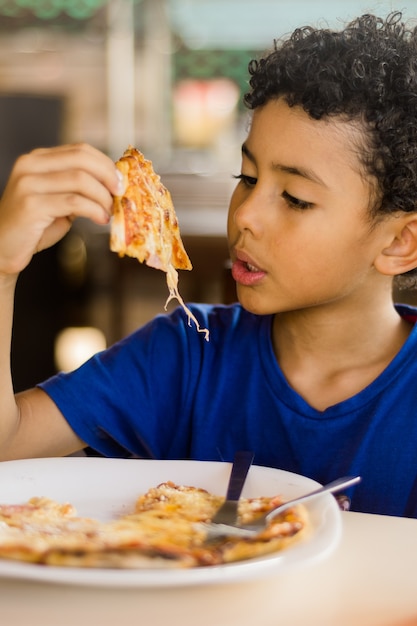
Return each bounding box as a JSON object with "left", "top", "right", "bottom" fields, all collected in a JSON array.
[
  {"left": 245, "top": 12, "right": 417, "bottom": 215},
  {"left": 244, "top": 12, "right": 417, "bottom": 287}
]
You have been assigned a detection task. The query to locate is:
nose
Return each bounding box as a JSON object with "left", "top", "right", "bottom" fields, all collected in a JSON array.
[{"left": 228, "top": 185, "right": 264, "bottom": 239}]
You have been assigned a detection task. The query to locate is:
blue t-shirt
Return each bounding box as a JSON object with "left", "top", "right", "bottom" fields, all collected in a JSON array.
[{"left": 39, "top": 303, "right": 417, "bottom": 518}]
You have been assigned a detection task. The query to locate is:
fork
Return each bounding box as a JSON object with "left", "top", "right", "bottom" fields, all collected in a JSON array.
[
  {"left": 201, "top": 475, "right": 361, "bottom": 539},
  {"left": 209, "top": 451, "right": 254, "bottom": 526}
]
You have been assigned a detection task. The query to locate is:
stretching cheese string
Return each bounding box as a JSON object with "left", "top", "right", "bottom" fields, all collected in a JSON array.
[{"left": 165, "top": 265, "right": 210, "bottom": 341}]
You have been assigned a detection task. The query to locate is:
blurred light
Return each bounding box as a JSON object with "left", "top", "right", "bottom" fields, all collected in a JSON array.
[
  {"left": 54, "top": 326, "right": 106, "bottom": 372},
  {"left": 173, "top": 78, "right": 239, "bottom": 148}
]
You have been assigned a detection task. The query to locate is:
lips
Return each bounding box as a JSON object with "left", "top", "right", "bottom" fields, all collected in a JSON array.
[{"left": 231, "top": 251, "right": 266, "bottom": 286}]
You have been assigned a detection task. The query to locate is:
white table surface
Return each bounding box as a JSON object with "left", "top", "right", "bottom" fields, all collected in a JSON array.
[{"left": 0, "top": 511, "right": 416, "bottom": 626}]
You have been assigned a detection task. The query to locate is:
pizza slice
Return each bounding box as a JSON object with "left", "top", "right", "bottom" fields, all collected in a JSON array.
[
  {"left": 110, "top": 146, "right": 209, "bottom": 341},
  {"left": 110, "top": 146, "right": 191, "bottom": 273},
  {"left": 0, "top": 497, "right": 102, "bottom": 565},
  {"left": 0, "top": 483, "right": 309, "bottom": 569},
  {"left": 127, "top": 481, "right": 309, "bottom": 566}
]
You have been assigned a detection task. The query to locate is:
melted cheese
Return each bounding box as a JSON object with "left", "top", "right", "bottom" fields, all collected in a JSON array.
[{"left": 165, "top": 265, "right": 210, "bottom": 341}]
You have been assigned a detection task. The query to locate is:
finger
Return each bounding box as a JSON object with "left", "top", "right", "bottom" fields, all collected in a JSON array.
[
  {"left": 35, "top": 217, "right": 73, "bottom": 253},
  {"left": 14, "top": 143, "right": 123, "bottom": 197},
  {"left": 51, "top": 191, "right": 112, "bottom": 225},
  {"left": 11, "top": 168, "right": 114, "bottom": 222}
]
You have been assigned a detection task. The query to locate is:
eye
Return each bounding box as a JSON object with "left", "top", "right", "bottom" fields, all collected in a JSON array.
[
  {"left": 233, "top": 173, "right": 257, "bottom": 188},
  {"left": 282, "top": 190, "right": 313, "bottom": 210}
]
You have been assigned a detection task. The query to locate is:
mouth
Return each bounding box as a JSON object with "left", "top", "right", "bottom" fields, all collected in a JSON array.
[
  {"left": 231, "top": 252, "right": 266, "bottom": 286},
  {"left": 235, "top": 250, "right": 265, "bottom": 271},
  {"left": 245, "top": 261, "right": 262, "bottom": 272}
]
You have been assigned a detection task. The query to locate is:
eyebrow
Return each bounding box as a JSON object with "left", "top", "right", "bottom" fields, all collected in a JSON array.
[{"left": 241, "top": 142, "right": 328, "bottom": 188}]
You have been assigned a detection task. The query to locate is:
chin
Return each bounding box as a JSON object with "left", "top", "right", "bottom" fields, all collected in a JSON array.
[
  {"left": 236, "top": 285, "right": 299, "bottom": 316},
  {"left": 236, "top": 288, "right": 276, "bottom": 316}
]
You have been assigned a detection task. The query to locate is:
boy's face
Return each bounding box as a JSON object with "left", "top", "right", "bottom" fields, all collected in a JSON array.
[{"left": 227, "top": 98, "right": 391, "bottom": 316}]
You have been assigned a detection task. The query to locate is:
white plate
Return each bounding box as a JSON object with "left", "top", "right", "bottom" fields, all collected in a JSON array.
[{"left": 0, "top": 457, "right": 341, "bottom": 587}]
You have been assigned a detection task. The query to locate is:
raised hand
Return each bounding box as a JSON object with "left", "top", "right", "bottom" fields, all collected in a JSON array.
[{"left": 0, "top": 143, "right": 123, "bottom": 277}]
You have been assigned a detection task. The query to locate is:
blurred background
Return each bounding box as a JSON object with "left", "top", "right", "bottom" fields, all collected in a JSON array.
[{"left": 2, "top": 0, "right": 416, "bottom": 389}]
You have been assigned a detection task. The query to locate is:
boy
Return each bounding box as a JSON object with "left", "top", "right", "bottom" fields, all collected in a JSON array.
[{"left": 0, "top": 13, "right": 417, "bottom": 516}]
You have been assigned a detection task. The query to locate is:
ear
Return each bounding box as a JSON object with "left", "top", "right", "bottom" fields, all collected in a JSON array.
[{"left": 375, "top": 217, "right": 417, "bottom": 276}]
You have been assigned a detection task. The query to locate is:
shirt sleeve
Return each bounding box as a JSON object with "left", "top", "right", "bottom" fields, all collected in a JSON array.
[{"left": 38, "top": 306, "right": 208, "bottom": 458}]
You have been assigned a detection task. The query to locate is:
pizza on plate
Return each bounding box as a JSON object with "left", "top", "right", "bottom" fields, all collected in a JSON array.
[
  {"left": 110, "top": 146, "right": 209, "bottom": 341},
  {"left": 0, "top": 482, "right": 309, "bottom": 569}
]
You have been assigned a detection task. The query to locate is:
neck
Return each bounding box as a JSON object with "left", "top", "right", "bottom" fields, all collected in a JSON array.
[{"left": 271, "top": 291, "right": 412, "bottom": 411}]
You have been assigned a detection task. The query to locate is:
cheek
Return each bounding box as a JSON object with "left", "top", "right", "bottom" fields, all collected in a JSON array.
[
  {"left": 271, "top": 229, "right": 345, "bottom": 283},
  {"left": 291, "top": 232, "right": 372, "bottom": 289}
]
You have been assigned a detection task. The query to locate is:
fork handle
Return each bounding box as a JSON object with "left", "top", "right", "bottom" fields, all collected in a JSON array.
[
  {"left": 266, "top": 475, "right": 362, "bottom": 523},
  {"left": 226, "top": 451, "right": 255, "bottom": 500}
]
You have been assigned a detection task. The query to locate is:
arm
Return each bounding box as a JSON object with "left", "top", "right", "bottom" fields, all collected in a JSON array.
[{"left": 0, "top": 143, "right": 123, "bottom": 460}]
